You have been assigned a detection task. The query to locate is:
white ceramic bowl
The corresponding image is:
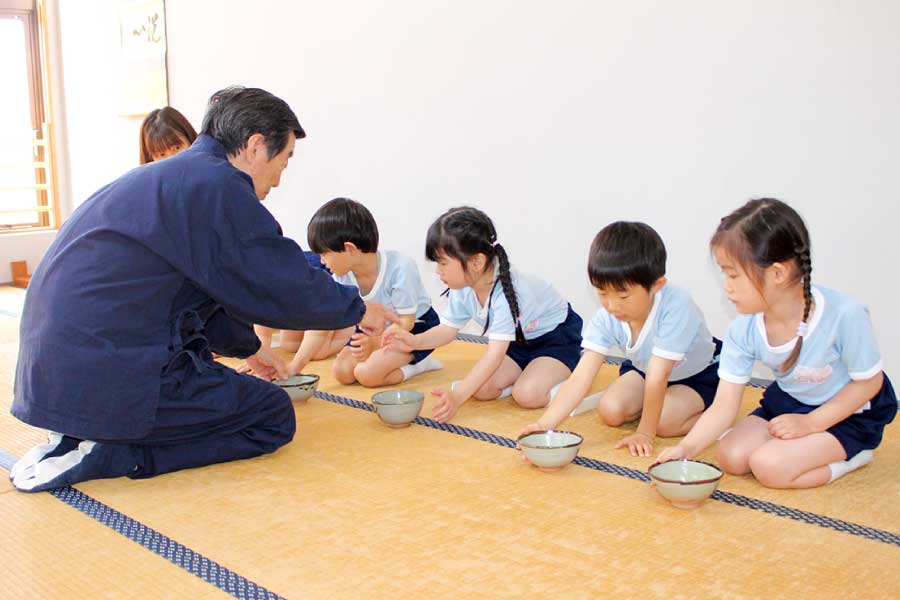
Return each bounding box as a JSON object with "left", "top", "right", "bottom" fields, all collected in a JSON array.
[
  {"left": 517, "top": 430, "right": 583, "bottom": 472},
  {"left": 274, "top": 374, "right": 320, "bottom": 402},
  {"left": 648, "top": 459, "right": 723, "bottom": 509},
  {"left": 371, "top": 390, "right": 424, "bottom": 428}
]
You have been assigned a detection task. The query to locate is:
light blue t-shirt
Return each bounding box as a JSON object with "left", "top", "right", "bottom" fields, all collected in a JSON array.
[
  {"left": 334, "top": 250, "right": 432, "bottom": 320},
  {"left": 440, "top": 265, "right": 569, "bottom": 342},
  {"left": 582, "top": 283, "right": 716, "bottom": 381},
  {"left": 718, "top": 286, "right": 883, "bottom": 410}
]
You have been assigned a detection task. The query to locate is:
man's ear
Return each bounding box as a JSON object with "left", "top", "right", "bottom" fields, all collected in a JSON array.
[{"left": 246, "top": 133, "right": 267, "bottom": 162}]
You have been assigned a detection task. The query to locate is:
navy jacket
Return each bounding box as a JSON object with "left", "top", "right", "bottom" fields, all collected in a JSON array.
[{"left": 13, "top": 135, "right": 364, "bottom": 439}]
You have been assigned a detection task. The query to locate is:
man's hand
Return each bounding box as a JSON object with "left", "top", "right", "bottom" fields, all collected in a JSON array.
[
  {"left": 243, "top": 345, "right": 289, "bottom": 381},
  {"left": 358, "top": 302, "right": 402, "bottom": 337}
]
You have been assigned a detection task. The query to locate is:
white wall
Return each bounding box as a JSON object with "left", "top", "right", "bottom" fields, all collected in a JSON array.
[
  {"left": 0, "top": 231, "right": 55, "bottom": 282},
  {"left": 56, "top": 0, "right": 143, "bottom": 208},
  {"left": 50, "top": 1, "right": 900, "bottom": 374},
  {"left": 164, "top": 0, "right": 900, "bottom": 374}
]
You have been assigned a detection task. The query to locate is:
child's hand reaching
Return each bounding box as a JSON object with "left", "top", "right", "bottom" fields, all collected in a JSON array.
[
  {"left": 615, "top": 432, "right": 655, "bottom": 457},
  {"left": 516, "top": 421, "right": 554, "bottom": 464},
  {"left": 431, "top": 388, "right": 463, "bottom": 423},
  {"left": 382, "top": 329, "right": 417, "bottom": 353},
  {"left": 652, "top": 444, "right": 690, "bottom": 467},
  {"left": 517, "top": 420, "right": 552, "bottom": 439},
  {"left": 349, "top": 332, "right": 379, "bottom": 361}
]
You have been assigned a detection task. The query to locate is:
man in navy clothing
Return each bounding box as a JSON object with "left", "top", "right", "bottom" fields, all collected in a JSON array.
[{"left": 10, "top": 87, "right": 397, "bottom": 491}]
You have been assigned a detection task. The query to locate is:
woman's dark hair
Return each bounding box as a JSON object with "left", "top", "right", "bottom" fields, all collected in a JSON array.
[
  {"left": 200, "top": 86, "right": 305, "bottom": 159},
  {"left": 711, "top": 198, "right": 812, "bottom": 373},
  {"left": 139, "top": 106, "right": 198, "bottom": 164},
  {"left": 425, "top": 206, "right": 525, "bottom": 344},
  {"left": 307, "top": 197, "right": 379, "bottom": 254},
  {"left": 588, "top": 222, "right": 666, "bottom": 291}
]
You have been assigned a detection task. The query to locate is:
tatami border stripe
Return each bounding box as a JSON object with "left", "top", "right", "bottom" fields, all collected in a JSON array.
[
  {"left": 0, "top": 449, "right": 285, "bottom": 600},
  {"left": 0, "top": 447, "right": 16, "bottom": 470},
  {"left": 314, "top": 389, "right": 900, "bottom": 548}
]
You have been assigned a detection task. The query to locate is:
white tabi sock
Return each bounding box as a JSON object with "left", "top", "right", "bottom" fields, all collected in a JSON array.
[
  {"left": 400, "top": 356, "right": 443, "bottom": 381},
  {"left": 828, "top": 449, "right": 874, "bottom": 483}
]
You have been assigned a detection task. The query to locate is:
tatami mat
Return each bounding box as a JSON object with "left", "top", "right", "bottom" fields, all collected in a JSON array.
[
  {"left": 1, "top": 310, "right": 898, "bottom": 598},
  {"left": 228, "top": 340, "right": 900, "bottom": 536}
]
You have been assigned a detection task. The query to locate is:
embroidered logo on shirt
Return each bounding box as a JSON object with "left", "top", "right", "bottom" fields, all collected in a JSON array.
[
  {"left": 793, "top": 364, "right": 833, "bottom": 385},
  {"left": 522, "top": 319, "right": 539, "bottom": 333}
]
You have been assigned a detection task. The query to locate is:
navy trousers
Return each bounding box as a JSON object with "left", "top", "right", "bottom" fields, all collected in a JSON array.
[{"left": 104, "top": 307, "right": 296, "bottom": 479}]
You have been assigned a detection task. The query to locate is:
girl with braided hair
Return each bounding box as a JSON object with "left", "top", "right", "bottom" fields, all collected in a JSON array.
[
  {"left": 382, "top": 207, "right": 583, "bottom": 423},
  {"left": 656, "top": 199, "right": 896, "bottom": 488}
]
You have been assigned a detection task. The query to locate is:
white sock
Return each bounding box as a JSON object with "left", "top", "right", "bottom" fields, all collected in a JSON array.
[
  {"left": 569, "top": 391, "right": 603, "bottom": 417},
  {"left": 828, "top": 449, "right": 874, "bottom": 483},
  {"left": 400, "top": 356, "right": 443, "bottom": 381},
  {"left": 549, "top": 382, "right": 563, "bottom": 402}
]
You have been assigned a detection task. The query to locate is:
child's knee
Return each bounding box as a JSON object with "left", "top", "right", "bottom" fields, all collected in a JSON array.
[
  {"left": 716, "top": 438, "right": 751, "bottom": 475},
  {"left": 596, "top": 398, "right": 627, "bottom": 426},
  {"left": 332, "top": 362, "right": 357, "bottom": 385},
  {"left": 353, "top": 363, "right": 383, "bottom": 388},
  {"left": 655, "top": 419, "right": 681, "bottom": 438},
  {"left": 511, "top": 385, "right": 548, "bottom": 409},
  {"left": 656, "top": 410, "right": 697, "bottom": 438},
  {"left": 473, "top": 382, "right": 500, "bottom": 401},
  {"left": 748, "top": 448, "right": 790, "bottom": 488},
  {"left": 311, "top": 345, "right": 333, "bottom": 360}
]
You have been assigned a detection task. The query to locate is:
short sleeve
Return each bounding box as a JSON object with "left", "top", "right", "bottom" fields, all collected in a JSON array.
[
  {"left": 581, "top": 308, "right": 621, "bottom": 355},
  {"left": 440, "top": 289, "right": 472, "bottom": 330},
  {"left": 652, "top": 291, "right": 702, "bottom": 361},
  {"left": 837, "top": 303, "right": 883, "bottom": 380},
  {"left": 388, "top": 257, "right": 422, "bottom": 315},
  {"left": 717, "top": 317, "right": 757, "bottom": 384}
]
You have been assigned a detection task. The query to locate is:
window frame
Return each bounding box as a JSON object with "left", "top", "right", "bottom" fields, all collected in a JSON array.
[{"left": 0, "top": 0, "right": 59, "bottom": 233}]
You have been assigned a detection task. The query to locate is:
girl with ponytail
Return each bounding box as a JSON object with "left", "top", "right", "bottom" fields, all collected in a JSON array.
[
  {"left": 656, "top": 199, "right": 896, "bottom": 488},
  {"left": 382, "top": 207, "right": 583, "bottom": 423}
]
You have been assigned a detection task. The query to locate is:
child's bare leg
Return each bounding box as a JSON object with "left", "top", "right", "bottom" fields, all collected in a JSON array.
[
  {"left": 716, "top": 416, "right": 771, "bottom": 475},
  {"left": 748, "top": 434, "right": 846, "bottom": 489},
  {"left": 255, "top": 325, "right": 275, "bottom": 348},
  {"left": 353, "top": 348, "right": 413, "bottom": 388},
  {"left": 279, "top": 330, "right": 304, "bottom": 352},
  {"left": 473, "top": 357, "right": 522, "bottom": 400},
  {"left": 332, "top": 347, "right": 362, "bottom": 385},
  {"left": 656, "top": 385, "right": 707, "bottom": 437},
  {"left": 312, "top": 326, "right": 355, "bottom": 360},
  {"left": 596, "top": 370, "right": 645, "bottom": 426},
  {"left": 511, "top": 357, "right": 571, "bottom": 409}
]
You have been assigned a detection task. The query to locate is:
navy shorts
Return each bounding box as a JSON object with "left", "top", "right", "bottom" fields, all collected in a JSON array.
[
  {"left": 751, "top": 374, "right": 897, "bottom": 459},
  {"left": 619, "top": 338, "right": 723, "bottom": 409},
  {"left": 348, "top": 306, "right": 439, "bottom": 365},
  {"left": 506, "top": 305, "right": 583, "bottom": 372},
  {"left": 409, "top": 307, "right": 440, "bottom": 365}
]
